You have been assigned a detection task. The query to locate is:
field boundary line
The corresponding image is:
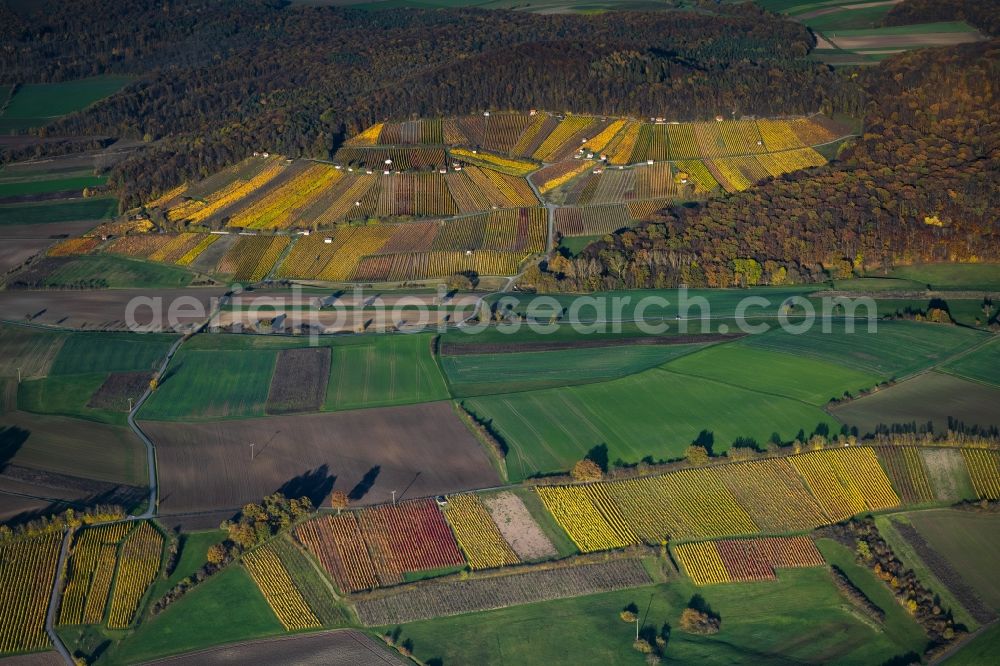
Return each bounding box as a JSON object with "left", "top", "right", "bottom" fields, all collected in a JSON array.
[{"left": 653, "top": 365, "right": 830, "bottom": 410}]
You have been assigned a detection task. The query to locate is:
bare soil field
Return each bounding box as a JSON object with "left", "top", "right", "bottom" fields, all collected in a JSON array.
[
  {"left": 0, "top": 220, "right": 95, "bottom": 239},
  {"left": 827, "top": 32, "right": 983, "bottom": 50},
  {"left": 0, "top": 287, "right": 224, "bottom": 331},
  {"left": 87, "top": 371, "right": 151, "bottom": 411},
  {"left": 482, "top": 491, "right": 557, "bottom": 560},
  {"left": 831, "top": 371, "right": 1000, "bottom": 435},
  {"left": 0, "top": 239, "right": 52, "bottom": 274},
  {"left": 0, "top": 469, "right": 144, "bottom": 522},
  {"left": 145, "top": 629, "right": 406, "bottom": 666},
  {"left": 189, "top": 233, "right": 236, "bottom": 273},
  {"left": 0, "top": 411, "right": 147, "bottom": 485},
  {"left": 266, "top": 347, "right": 331, "bottom": 413},
  {"left": 920, "top": 448, "right": 974, "bottom": 502},
  {"left": 143, "top": 401, "right": 500, "bottom": 522}
]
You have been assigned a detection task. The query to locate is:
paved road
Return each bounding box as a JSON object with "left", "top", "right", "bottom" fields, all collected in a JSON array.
[{"left": 43, "top": 529, "right": 74, "bottom": 664}]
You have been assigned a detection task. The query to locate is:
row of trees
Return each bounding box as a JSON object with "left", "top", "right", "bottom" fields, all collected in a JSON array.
[{"left": 150, "top": 493, "right": 311, "bottom": 615}]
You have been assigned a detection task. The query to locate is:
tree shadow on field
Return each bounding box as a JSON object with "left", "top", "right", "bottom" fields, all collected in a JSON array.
[
  {"left": 0, "top": 426, "right": 29, "bottom": 473},
  {"left": 160, "top": 360, "right": 183, "bottom": 385},
  {"left": 277, "top": 465, "right": 336, "bottom": 507},
  {"left": 585, "top": 443, "right": 608, "bottom": 472},
  {"left": 348, "top": 465, "right": 380, "bottom": 501},
  {"left": 692, "top": 430, "right": 714, "bottom": 456}
]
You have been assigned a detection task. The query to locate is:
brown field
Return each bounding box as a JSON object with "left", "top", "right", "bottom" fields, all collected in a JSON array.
[
  {"left": 481, "top": 491, "right": 557, "bottom": 560},
  {"left": 0, "top": 324, "right": 66, "bottom": 379},
  {"left": 831, "top": 371, "right": 1000, "bottom": 434},
  {"left": 143, "top": 402, "right": 500, "bottom": 525},
  {"left": 266, "top": 347, "right": 331, "bottom": 413},
  {"left": 0, "top": 287, "right": 225, "bottom": 331},
  {"left": 826, "top": 32, "right": 983, "bottom": 50},
  {"left": 0, "top": 468, "right": 145, "bottom": 522},
  {"left": 87, "top": 371, "right": 151, "bottom": 411},
  {"left": 0, "top": 239, "right": 53, "bottom": 274},
  {"left": 0, "top": 411, "right": 147, "bottom": 485},
  {"left": 0, "top": 220, "right": 96, "bottom": 240},
  {"left": 145, "top": 629, "right": 406, "bottom": 666}
]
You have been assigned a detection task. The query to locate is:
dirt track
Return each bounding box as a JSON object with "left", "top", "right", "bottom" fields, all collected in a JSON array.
[
  {"left": 143, "top": 401, "right": 501, "bottom": 525},
  {"left": 145, "top": 629, "right": 406, "bottom": 665}
]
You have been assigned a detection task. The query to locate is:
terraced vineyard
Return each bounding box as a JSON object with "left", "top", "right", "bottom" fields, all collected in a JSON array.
[{"left": 32, "top": 112, "right": 849, "bottom": 284}]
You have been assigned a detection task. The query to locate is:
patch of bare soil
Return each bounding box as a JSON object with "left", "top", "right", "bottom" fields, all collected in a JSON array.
[
  {"left": 266, "top": 347, "right": 331, "bottom": 413},
  {"left": 482, "top": 491, "right": 557, "bottom": 560},
  {"left": 143, "top": 401, "right": 501, "bottom": 518},
  {"left": 87, "top": 371, "right": 150, "bottom": 411}
]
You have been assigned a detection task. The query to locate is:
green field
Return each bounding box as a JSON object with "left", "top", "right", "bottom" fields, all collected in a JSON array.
[
  {"left": 0, "top": 76, "right": 132, "bottom": 131},
  {"left": 466, "top": 366, "right": 836, "bottom": 481},
  {"left": 442, "top": 343, "right": 709, "bottom": 397},
  {"left": 664, "top": 343, "right": 881, "bottom": 405},
  {"left": 814, "top": 539, "right": 930, "bottom": 647},
  {"left": 942, "top": 338, "right": 1000, "bottom": 388},
  {"left": 0, "top": 197, "right": 118, "bottom": 224},
  {"left": 51, "top": 332, "right": 175, "bottom": 375},
  {"left": 874, "top": 514, "right": 982, "bottom": 630},
  {"left": 15, "top": 331, "right": 174, "bottom": 424},
  {"left": 903, "top": 509, "right": 1000, "bottom": 610},
  {"left": 945, "top": 622, "right": 1000, "bottom": 665},
  {"left": 141, "top": 348, "right": 278, "bottom": 420},
  {"left": 101, "top": 564, "right": 283, "bottom": 665},
  {"left": 559, "top": 234, "right": 603, "bottom": 256},
  {"left": 18, "top": 372, "right": 123, "bottom": 424},
  {"left": 823, "top": 21, "right": 981, "bottom": 36},
  {"left": 494, "top": 286, "right": 816, "bottom": 323},
  {"left": 141, "top": 332, "right": 449, "bottom": 419},
  {"left": 0, "top": 174, "right": 107, "bottom": 198},
  {"left": 881, "top": 263, "right": 1000, "bottom": 291},
  {"left": 41, "top": 255, "right": 196, "bottom": 289},
  {"left": 743, "top": 319, "right": 985, "bottom": 378},
  {"left": 142, "top": 530, "right": 226, "bottom": 616},
  {"left": 800, "top": 4, "right": 896, "bottom": 32},
  {"left": 324, "top": 333, "right": 450, "bottom": 410},
  {"left": 394, "top": 567, "right": 922, "bottom": 665},
  {"left": 869, "top": 297, "right": 997, "bottom": 329},
  {"left": 0, "top": 411, "right": 146, "bottom": 485}
]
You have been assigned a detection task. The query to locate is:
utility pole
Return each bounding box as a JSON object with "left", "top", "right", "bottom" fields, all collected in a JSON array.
[
  {"left": 391, "top": 490, "right": 396, "bottom": 506},
  {"left": 17, "top": 367, "right": 21, "bottom": 384},
  {"left": 250, "top": 441, "right": 255, "bottom": 461},
  {"left": 128, "top": 397, "right": 133, "bottom": 413}
]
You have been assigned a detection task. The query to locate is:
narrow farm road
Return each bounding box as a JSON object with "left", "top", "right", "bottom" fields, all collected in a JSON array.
[
  {"left": 44, "top": 529, "right": 74, "bottom": 665},
  {"left": 128, "top": 290, "right": 234, "bottom": 519}
]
